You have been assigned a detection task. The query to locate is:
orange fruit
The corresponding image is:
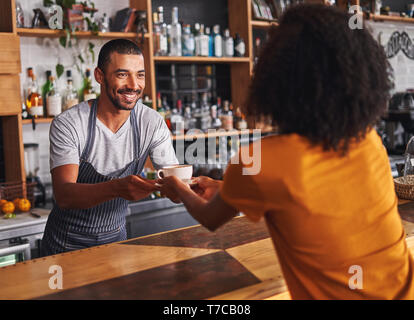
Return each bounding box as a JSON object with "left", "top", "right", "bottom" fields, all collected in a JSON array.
[
  {"left": 12, "top": 198, "right": 21, "bottom": 208},
  {"left": 0, "top": 199, "right": 7, "bottom": 207},
  {"left": 2, "top": 201, "right": 15, "bottom": 214},
  {"left": 18, "top": 198, "right": 31, "bottom": 212}
]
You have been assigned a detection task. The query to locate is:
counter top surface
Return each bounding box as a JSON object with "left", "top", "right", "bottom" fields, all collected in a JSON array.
[{"left": 1, "top": 200, "right": 414, "bottom": 300}]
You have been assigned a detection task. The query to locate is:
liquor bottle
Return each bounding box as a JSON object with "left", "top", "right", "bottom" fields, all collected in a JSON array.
[
  {"left": 25, "top": 68, "right": 44, "bottom": 118},
  {"left": 156, "top": 92, "right": 166, "bottom": 120},
  {"left": 63, "top": 70, "right": 79, "bottom": 111},
  {"left": 220, "top": 100, "right": 233, "bottom": 130},
  {"left": 233, "top": 106, "right": 242, "bottom": 129},
  {"left": 42, "top": 70, "right": 53, "bottom": 115},
  {"left": 194, "top": 23, "right": 201, "bottom": 56},
  {"left": 83, "top": 69, "right": 97, "bottom": 101},
  {"left": 223, "top": 29, "right": 234, "bottom": 57},
  {"left": 198, "top": 24, "right": 209, "bottom": 57},
  {"left": 213, "top": 25, "right": 223, "bottom": 58},
  {"left": 205, "top": 27, "right": 214, "bottom": 57},
  {"left": 170, "top": 7, "right": 182, "bottom": 56},
  {"left": 210, "top": 104, "right": 222, "bottom": 130},
  {"left": 216, "top": 96, "right": 223, "bottom": 117},
  {"left": 166, "top": 24, "right": 171, "bottom": 56},
  {"left": 183, "top": 106, "right": 195, "bottom": 132},
  {"left": 234, "top": 33, "right": 246, "bottom": 57},
  {"left": 254, "top": 37, "right": 261, "bottom": 66},
  {"left": 157, "top": 7, "right": 168, "bottom": 56},
  {"left": 152, "top": 12, "right": 161, "bottom": 56},
  {"left": 170, "top": 100, "right": 184, "bottom": 135},
  {"left": 46, "top": 76, "right": 62, "bottom": 117},
  {"left": 162, "top": 96, "right": 172, "bottom": 129},
  {"left": 182, "top": 24, "right": 195, "bottom": 56}
]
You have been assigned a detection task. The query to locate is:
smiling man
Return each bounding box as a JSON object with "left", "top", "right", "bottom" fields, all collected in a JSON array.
[{"left": 41, "top": 39, "right": 178, "bottom": 256}]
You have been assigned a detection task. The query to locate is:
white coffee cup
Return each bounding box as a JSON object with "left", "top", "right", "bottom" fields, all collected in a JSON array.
[{"left": 157, "top": 164, "right": 193, "bottom": 183}]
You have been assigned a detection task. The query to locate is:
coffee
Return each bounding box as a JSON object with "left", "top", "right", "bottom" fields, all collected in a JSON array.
[{"left": 157, "top": 164, "right": 193, "bottom": 182}]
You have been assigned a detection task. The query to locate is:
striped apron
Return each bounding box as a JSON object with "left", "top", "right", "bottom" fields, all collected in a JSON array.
[{"left": 41, "top": 99, "right": 147, "bottom": 256}]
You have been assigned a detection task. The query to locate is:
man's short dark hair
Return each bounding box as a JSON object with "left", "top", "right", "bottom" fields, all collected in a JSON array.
[
  {"left": 98, "top": 39, "right": 143, "bottom": 72},
  {"left": 247, "top": 4, "right": 394, "bottom": 154}
]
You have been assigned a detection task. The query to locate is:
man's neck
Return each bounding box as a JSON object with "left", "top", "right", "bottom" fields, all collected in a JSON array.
[{"left": 95, "top": 94, "right": 132, "bottom": 134}]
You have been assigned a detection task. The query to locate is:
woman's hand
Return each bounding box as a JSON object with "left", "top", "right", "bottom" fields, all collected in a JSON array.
[
  {"left": 191, "top": 176, "right": 222, "bottom": 201},
  {"left": 116, "top": 175, "right": 159, "bottom": 201},
  {"left": 157, "top": 176, "right": 190, "bottom": 203}
]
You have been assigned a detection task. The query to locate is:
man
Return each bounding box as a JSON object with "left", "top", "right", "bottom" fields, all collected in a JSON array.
[{"left": 41, "top": 39, "right": 178, "bottom": 256}]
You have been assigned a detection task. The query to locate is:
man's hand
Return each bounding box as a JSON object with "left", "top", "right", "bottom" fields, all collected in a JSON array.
[
  {"left": 116, "top": 175, "right": 159, "bottom": 201},
  {"left": 191, "top": 176, "right": 222, "bottom": 201},
  {"left": 156, "top": 176, "right": 190, "bottom": 203}
]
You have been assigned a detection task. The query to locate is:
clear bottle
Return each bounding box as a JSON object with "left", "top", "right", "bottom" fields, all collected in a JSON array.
[
  {"left": 83, "top": 69, "right": 97, "bottom": 101},
  {"left": 170, "top": 100, "right": 184, "bottom": 135},
  {"left": 213, "top": 25, "right": 223, "bottom": 58},
  {"left": 152, "top": 12, "right": 161, "bottom": 56},
  {"left": 63, "top": 70, "right": 79, "bottom": 111},
  {"left": 223, "top": 29, "right": 234, "bottom": 57},
  {"left": 234, "top": 33, "right": 246, "bottom": 57},
  {"left": 25, "top": 68, "right": 44, "bottom": 118},
  {"left": 220, "top": 100, "right": 233, "bottom": 130},
  {"left": 183, "top": 106, "right": 194, "bottom": 132},
  {"left": 166, "top": 24, "right": 172, "bottom": 56},
  {"left": 182, "top": 24, "right": 195, "bottom": 56},
  {"left": 42, "top": 70, "right": 53, "bottom": 114},
  {"left": 163, "top": 96, "right": 172, "bottom": 130},
  {"left": 157, "top": 7, "right": 168, "bottom": 56},
  {"left": 46, "top": 76, "right": 62, "bottom": 117},
  {"left": 170, "top": 7, "right": 182, "bottom": 56},
  {"left": 194, "top": 23, "right": 201, "bottom": 56},
  {"left": 156, "top": 92, "right": 166, "bottom": 120},
  {"left": 199, "top": 24, "right": 210, "bottom": 57}
]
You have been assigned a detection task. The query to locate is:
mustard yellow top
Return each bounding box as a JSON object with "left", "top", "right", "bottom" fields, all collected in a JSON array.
[{"left": 220, "top": 129, "right": 414, "bottom": 299}]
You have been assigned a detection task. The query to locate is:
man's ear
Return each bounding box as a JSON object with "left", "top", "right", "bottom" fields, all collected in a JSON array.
[{"left": 94, "top": 67, "right": 104, "bottom": 85}]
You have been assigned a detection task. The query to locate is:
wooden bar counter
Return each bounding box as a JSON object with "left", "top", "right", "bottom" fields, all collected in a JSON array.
[{"left": 1, "top": 199, "right": 414, "bottom": 300}]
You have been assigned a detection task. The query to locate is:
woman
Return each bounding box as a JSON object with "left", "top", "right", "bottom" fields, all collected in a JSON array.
[{"left": 158, "top": 4, "right": 414, "bottom": 299}]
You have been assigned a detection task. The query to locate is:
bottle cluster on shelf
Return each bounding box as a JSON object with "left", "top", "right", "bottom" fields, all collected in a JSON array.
[
  {"left": 151, "top": 92, "right": 248, "bottom": 136},
  {"left": 152, "top": 6, "right": 246, "bottom": 58},
  {"left": 22, "top": 67, "right": 98, "bottom": 120}
]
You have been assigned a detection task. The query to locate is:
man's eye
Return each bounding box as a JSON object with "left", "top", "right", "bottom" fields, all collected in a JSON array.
[
  {"left": 118, "top": 73, "right": 128, "bottom": 78},
  {"left": 138, "top": 73, "right": 145, "bottom": 78}
]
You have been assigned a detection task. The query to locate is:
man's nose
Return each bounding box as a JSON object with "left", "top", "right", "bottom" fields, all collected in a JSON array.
[{"left": 127, "top": 76, "right": 141, "bottom": 91}]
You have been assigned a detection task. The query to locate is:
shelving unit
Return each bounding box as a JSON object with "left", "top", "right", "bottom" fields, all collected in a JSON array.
[
  {"left": 17, "top": 28, "right": 150, "bottom": 39},
  {"left": 366, "top": 13, "right": 414, "bottom": 24}
]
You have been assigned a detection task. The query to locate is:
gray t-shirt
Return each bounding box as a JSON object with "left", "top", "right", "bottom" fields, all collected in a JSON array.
[{"left": 49, "top": 100, "right": 178, "bottom": 175}]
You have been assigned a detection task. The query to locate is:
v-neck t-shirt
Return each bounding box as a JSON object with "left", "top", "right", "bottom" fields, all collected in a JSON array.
[{"left": 49, "top": 100, "right": 178, "bottom": 176}]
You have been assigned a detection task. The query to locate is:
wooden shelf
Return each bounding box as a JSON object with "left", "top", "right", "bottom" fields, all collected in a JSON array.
[
  {"left": 250, "top": 20, "right": 279, "bottom": 28},
  {"left": 173, "top": 128, "right": 276, "bottom": 140},
  {"left": 153, "top": 56, "right": 250, "bottom": 63},
  {"left": 367, "top": 14, "right": 414, "bottom": 23},
  {"left": 22, "top": 117, "right": 53, "bottom": 124},
  {"left": 17, "top": 28, "right": 150, "bottom": 39}
]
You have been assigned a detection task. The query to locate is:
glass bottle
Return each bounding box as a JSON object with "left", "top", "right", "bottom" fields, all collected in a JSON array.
[
  {"left": 205, "top": 27, "right": 214, "bottom": 57},
  {"left": 63, "top": 70, "right": 79, "bottom": 111},
  {"left": 170, "top": 7, "right": 182, "bottom": 56},
  {"left": 157, "top": 7, "right": 168, "bottom": 56},
  {"left": 42, "top": 70, "right": 53, "bottom": 115},
  {"left": 163, "top": 95, "right": 172, "bottom": 129},
  {"left": 194, "top": 23, "right": 201, "bottom": 56},
  {"left": 156, "top": 92, "right": 166, "bottom": 120},
  {"left": 83, "top": 69, "right": 97, "bottom": 101},
  {"left": 25, "top": 68, "right": 44, "bottom": 118},
  {"left": 199, "top": 24, "right": 209, "bottom": 57},
  {"left": 223, "top": 29, "right": 234, "bottom": 57},
  {"left": 234, "top": 33, "right": 246, "bottom": 57},
  {"left": 182, "top": 24, "right": 195, "bottom": 56},
  {"left": 213, "top": 25, "right": 223, "bottom": 58},
  {"left": 16, "top": 1, "right": 25, "bottom": 28},
  {"left": 220, "top": 100, "right": 233, "bottom": 130},
  {"left": 152, "top": 12, "right": 161, "bottom": 56},
  {"left": 170, "top": 100, "right": 184, "bottom": 135},
  {"left": 46, "top": 76, "right": 62, "bottom": 117}
]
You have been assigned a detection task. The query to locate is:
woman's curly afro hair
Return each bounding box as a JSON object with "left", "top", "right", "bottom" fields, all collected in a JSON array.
[{"left": 247, "top": 4, "right": 393, "bottom": 154}]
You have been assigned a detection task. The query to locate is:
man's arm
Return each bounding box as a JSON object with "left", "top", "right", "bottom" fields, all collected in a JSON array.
[{"left": 52, "top": 164, "right": 158, "bottom": 209}]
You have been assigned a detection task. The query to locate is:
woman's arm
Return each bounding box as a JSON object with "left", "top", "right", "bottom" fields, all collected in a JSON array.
[{"left": 159, "top": 176, "right": 239, "bottom": 231}]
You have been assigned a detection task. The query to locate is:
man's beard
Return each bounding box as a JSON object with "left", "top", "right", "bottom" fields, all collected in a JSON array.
[{"left": 104, "top": 78, "right": 141, "bottom": 111}]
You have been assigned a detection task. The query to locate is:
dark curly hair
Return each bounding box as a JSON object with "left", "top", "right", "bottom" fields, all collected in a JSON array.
[{"left": 247, "top": 4, "right": 393, "bottom": 154}]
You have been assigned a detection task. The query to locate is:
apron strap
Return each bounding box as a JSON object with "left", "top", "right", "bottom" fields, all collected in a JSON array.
[
  {"left": 80, "top": 99, "right": 98, "bottom": 161},
  {"left": 130, "top": 104, "right": 140, "bottom": 160}
]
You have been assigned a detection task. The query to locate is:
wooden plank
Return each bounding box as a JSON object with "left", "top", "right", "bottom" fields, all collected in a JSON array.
[
  {"left": 2, "top": 115, "right": 25, "bottom": 182},
  {"left": 0, "top": 0, "right": 14, "bottom": 33},
  {"left": 0, "top": 243, "right": 220, "bottom": 299},
  {"left": 153, "top": 56, "right": 251, "bottom": 63},
  {"left": 0, "top": 34, "right": 20, "bottom": 74},
  {"left": 0, "top": 74, "right": 21, "bottom": 116},
  {"left": 17, "top": 28, "right": 150, "bottom": 39},
  {"left": 130, "top": 0, "right": 156, "bottom": 108}
]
